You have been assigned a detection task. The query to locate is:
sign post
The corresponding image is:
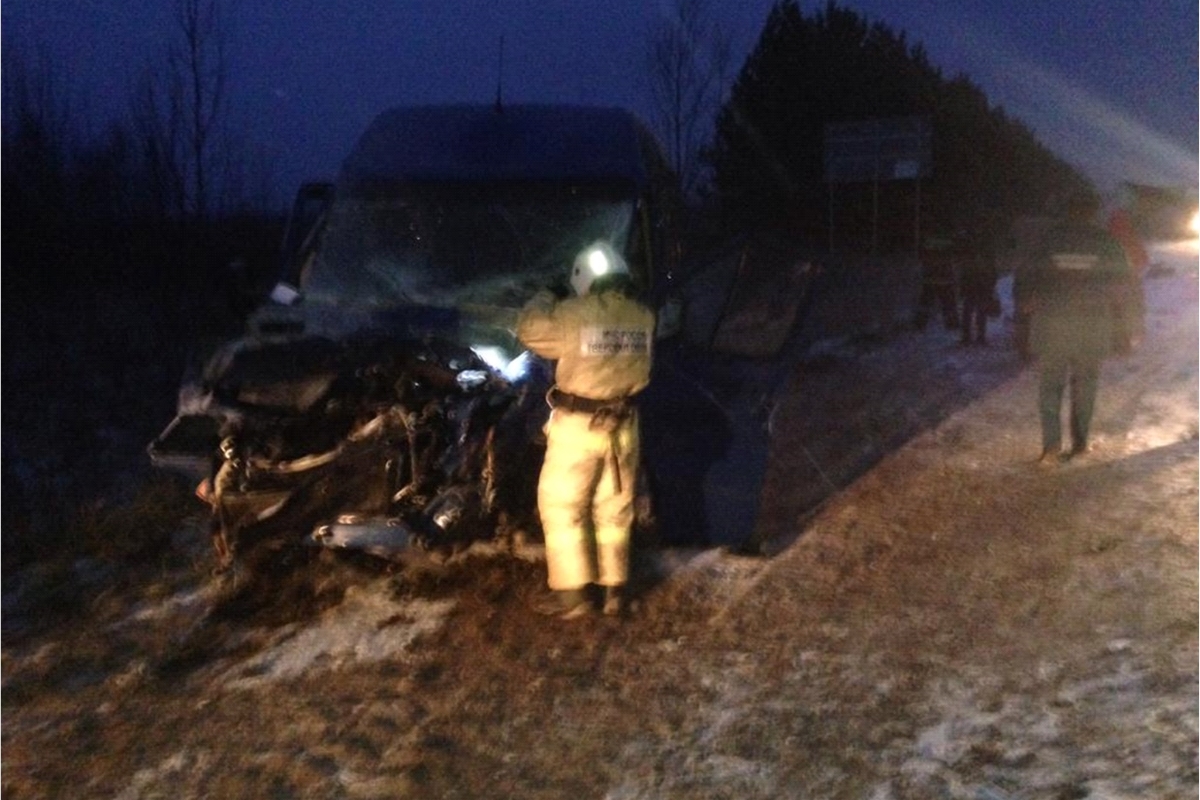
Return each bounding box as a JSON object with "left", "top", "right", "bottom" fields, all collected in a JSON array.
[{"left": 823, "top": 116, "right": 931, "bottom": 255}]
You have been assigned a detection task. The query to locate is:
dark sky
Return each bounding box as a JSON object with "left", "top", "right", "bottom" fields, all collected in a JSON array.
[{"left": 2, "top": 0, "right": 1196, "bottom": 204}]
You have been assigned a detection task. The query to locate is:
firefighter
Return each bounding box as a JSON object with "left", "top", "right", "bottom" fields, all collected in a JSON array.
[{"left": 516, "top": 242, "right": 655, "bottom": 618}]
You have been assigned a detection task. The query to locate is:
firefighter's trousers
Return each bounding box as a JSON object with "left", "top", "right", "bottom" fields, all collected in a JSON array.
[{"left": 538, "top": 408, "right": 639, "bottom": 590}]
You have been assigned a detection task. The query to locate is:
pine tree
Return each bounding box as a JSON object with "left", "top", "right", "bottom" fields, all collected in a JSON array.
[{"left": 707, "top": 0, "right": 1093, "bottom": 247}]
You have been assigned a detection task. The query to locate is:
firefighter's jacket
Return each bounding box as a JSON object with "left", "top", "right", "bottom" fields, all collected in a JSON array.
[{"left": 516, "top": 289, "right": 654, "bottom": 401}]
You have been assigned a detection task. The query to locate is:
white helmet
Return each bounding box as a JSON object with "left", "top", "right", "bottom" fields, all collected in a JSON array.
[{"left": 570, "top": 241, "right": 628, "bottom": 296}]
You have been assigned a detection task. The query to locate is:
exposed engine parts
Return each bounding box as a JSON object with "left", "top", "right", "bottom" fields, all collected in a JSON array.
[{"left": 153, "top": 333, "right": 548, "bottom": 571}]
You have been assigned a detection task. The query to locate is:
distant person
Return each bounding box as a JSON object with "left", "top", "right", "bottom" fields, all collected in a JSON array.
[
  {"left": 913, "top": 232, "right": 960, "bottom": 332},
  {"left": 516, "top": 242, "right": 655, "bottom": 619},
  {"left": 957, "top": 229, "right": 999, "bottom": 346},
  {"left": 1106, "top": 203, "right": 1150, "bottom": 354},
  {"left": 1015, "top": 195, "right": 1131, "bottom": 465}
]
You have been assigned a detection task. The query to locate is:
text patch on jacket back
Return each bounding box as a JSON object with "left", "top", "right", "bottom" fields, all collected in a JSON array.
[
  {"left": 1051, "top": 253, "right": 1100, "bottom": 271},
  {"left": 580, "top": 327, "right": 650, "bottom": 356}
]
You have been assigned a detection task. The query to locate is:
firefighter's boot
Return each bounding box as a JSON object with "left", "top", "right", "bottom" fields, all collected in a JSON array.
[
  {"left": 535, "top": 588, "right": 592, "bottom": 620},
  {"left": 602, "top": 584, "right": 626, "bottom": 617}
]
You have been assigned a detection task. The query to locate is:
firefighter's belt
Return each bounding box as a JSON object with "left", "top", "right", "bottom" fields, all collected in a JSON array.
[
  {"left": 546, "top": 387, "right": 635, "bottom": 416},
  {"left": 547, "top": 386, "right": 636, "bottom": 492}
]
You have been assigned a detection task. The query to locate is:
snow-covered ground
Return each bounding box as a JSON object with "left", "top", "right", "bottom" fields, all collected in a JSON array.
[{"left": 3, "top": 240, "right": 1196, "bottom": 799}]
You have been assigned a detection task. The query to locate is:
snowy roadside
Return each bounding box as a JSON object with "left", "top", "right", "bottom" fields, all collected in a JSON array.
[
  {"left": 605, "top": 240, "right": 1199, "bottom": 799},
  {"left": 2, "top": 242, "right": 1194, "bottom": 800},
  {"left": 50, "top": 243, "right": 1200, "bottom": 692}
]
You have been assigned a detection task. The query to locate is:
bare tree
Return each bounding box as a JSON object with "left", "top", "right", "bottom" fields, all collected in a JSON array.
[
  {"left": 132, "top": 65, "right": 186, "bottom": 220},
  {"left": 177, "top": 0, "right": 228, "bottom": 220},
  {"left": 2, "top": 40, "right": 76, "bottom": 209},
  {"left": 132, "top": 0, "right": 230, "bottom": 221},
  {"left": 645, "top": 0, "right": 732, "bottom": 200}
]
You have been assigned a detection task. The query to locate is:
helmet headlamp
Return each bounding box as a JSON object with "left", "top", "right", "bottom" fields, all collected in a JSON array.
[
  {"left": 571, "top": 241, "right": 627, "bottom": 296},
  {"left": 587, "top": 248, "right": 610, "bottom": 277}
]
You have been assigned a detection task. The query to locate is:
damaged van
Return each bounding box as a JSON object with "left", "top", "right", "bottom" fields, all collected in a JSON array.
[{"left": 149, "top": 104, "right": 680, "bottom": 570}]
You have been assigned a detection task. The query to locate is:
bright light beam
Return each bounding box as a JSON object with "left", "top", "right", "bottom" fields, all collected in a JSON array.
[{"left": 940, "top": 19, "right": 1198, "bottom": 193}]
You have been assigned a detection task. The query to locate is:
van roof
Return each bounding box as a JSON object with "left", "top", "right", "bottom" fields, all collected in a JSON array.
[{"left": 339, "top": 104, "right": 654, "bottom": 189}]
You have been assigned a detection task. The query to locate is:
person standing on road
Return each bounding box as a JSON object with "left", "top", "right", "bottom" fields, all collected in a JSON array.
[
  {"left": 957, "top": 228, "right": 999, "bottom": 347},
  {"left": 913, "top": 231, "right": 961, "bottom": 332},
  {"left": 1106, "top": 200, "right": 1150, "bottom": 354},
  {"left": 517, "top": 242, "right": 655, "bottom": 619},
  {"left": 1016, "top": 195, "right": 1131, "bottom": 465}
]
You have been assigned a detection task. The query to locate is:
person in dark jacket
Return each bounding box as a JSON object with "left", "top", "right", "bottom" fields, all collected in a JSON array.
[
  {"left": 1015, "top": 196, "right": 1131, "bottom": 465},
  {"left": 913, "top": 232, "right": 960, "bottom": 332},
  {"left": 957, "top": 229, "right": 999, "bottom": 346}
]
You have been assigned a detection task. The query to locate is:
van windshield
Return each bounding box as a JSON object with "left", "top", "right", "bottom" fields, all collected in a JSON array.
[{"left": 302, "top": 182, "right": 635, "bottom": 307}]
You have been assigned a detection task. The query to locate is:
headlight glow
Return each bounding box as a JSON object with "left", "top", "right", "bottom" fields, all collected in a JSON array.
[
  {"left": 470, "top": 346, "right": 510, "bottom": 373},
  {"left": 501, "top": 351, "right": 536, "bottom": 383},
  {"left": 466, "top": 345, "right": 534, "bottom": 383},
  {"left": 456, "top": 370, "right": 490, "bottom": 391}
]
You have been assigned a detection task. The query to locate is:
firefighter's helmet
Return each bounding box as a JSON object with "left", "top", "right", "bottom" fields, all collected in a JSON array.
[{"left": 571, "top": 241, "right": 628, "bottom": 296}]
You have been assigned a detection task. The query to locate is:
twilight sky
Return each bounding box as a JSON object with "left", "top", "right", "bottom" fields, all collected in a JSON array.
[{"left": 2, "top": 0, "right": 1196, "bottom": 205}]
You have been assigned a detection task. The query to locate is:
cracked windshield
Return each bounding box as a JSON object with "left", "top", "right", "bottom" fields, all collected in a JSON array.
[{"left": 304, "top": 186, "right": 635, "bottom": 306}]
